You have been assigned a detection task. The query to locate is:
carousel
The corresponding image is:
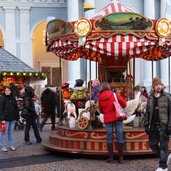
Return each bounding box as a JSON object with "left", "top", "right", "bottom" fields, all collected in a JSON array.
[{"left": 42, "top": 1, "right": 171, "bottom": 155}]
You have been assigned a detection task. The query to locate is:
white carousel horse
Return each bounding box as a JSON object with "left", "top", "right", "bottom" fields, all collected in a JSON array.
[
  {"left": 78, "top": 100, "right": 95, "bottom": 121},
  {"left": 123, "top": 91, "right": 141, "bottom": 124},
  {"left": 77, "top": 100, "right": 104, "bottom": 128},
  {"left": 123, "top": 92, "right": 147, "bottom": 125},
  {"left": 63, "top": 99, "right": 77, "bottom": 128}
]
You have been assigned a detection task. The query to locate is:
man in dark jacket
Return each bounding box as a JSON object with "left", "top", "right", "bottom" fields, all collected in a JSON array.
[
  {"left": 40, "top": 88, "right": 56, "bottom": 131},
  {"left": 144, "top": 77, "right": 171, "bottom": 171}
]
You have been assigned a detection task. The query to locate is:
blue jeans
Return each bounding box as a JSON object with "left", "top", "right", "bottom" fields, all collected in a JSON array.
[
  {"left": 0, "top": 120, "right": 16, "bottom": 147},
  {"left": 105, "top": 121, "right": 124, "bottom": 144}
]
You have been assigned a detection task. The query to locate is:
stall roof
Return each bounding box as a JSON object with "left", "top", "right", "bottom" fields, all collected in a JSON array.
[{"left": 0, "top": 48, "right": 34, "bottom": 72}]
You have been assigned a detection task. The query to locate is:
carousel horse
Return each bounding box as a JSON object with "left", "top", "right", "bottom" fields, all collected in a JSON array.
[
  {"left": 123, "top": 91, "right": 141, "bottom": 125},
  {"left": 123, "top": 86, "right": 148, "bottom": 126},
  {"left": 62, "top": 99, "right": 77, "bottom": 128},
  {"left": 77, "top": 100, "right": 103, "bottom": 129}
]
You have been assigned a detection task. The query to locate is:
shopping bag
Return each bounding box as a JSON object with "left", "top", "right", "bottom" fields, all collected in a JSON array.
[
  {"left": 0, "top": 121, "right": 7, "bottom": 133},
  {"left": 113, "top": 93, "right": 127, "bottom": 121}
]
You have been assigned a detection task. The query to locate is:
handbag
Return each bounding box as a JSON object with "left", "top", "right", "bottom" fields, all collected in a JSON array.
[
  {"left": 113, "top": 93, "right": 127, "bottom": 121},
  {"left": 0, "top": 121, "right": 7, "bottom": 133},
  {"left": 20, "top": 108, "right": 29, "bottom": 119}
]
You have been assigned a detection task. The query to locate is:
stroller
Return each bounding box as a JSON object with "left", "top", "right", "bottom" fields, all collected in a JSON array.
[{"left": 15, "top": 98, "right": 25, "bottom": 130}]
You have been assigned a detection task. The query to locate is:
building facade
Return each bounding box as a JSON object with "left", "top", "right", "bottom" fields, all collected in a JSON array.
[{"left": 0, "top": 0, "right": 170, "bottom": 91}]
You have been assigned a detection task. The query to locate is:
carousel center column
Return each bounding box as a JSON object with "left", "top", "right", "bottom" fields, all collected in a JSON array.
[
  {"left": 142, "top": 0, "right": 155, "bottom": 90},
  {"left": 67, "top": 0, "right": 80, "bottom": 87},
  {"left": 18, "top": 7, "right": 32, "bottom": 67},
  {"left": 160, "top": 0, "right": 169, "bottom": 88},
  {"left": 3, "top": 7, "right": 16, "bottom": 56}
]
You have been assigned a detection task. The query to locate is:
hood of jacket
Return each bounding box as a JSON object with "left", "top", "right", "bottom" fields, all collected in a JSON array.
[{"left": 98, "top": 90, "right": 113, "bottom": 102}]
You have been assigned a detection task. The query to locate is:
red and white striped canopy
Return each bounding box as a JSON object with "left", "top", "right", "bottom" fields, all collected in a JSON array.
[
  {"left": 47, "top": 1, "right": 171, "bottom": 62},
  {"left": 49, "top": 34, "right": 171, "bottom": 61},
  {"left": 90, "top": 0, "right": 137, "bottom": 20}
]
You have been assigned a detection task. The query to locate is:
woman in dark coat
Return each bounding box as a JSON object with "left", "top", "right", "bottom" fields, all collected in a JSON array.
[
  {"left": 21, "top": 86, "right": 42, "bottom": 144},
  {"left": 0, "top": 86, "right": 19, "bottom": 152},
  {"left": 98, "top": 82, "right": 126, "bottom": 164}
]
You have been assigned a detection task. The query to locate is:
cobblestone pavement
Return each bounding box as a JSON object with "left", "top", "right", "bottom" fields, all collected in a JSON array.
[{"left": 0, "top": 124, "right": 166, "bottom": 171}]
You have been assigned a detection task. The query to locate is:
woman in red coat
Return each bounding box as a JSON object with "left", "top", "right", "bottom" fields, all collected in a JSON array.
[{"left": 98, "top": 82, "right": 126, "bottom": 164}]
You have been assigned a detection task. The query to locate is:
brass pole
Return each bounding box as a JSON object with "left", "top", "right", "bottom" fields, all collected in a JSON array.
[{"left": 169, "top": 57, "right": 170, "bottom": 93}]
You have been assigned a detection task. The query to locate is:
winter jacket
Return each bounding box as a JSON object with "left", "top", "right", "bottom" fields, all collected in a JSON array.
[
  {"left": 0, "top": 94, "right": 19, "bottom": 121},
  {"left": 41, "top": 88, "right": 56, "bottom": 114},
  {"left": 144, "top": 91, "right": 171, "bottom": 130},
  {"left": 98, "top": 90, "right": 126, "bottom": 124},
  {"left": 70, "top": 86, "right": 86, "bottom": 99},
  {"left": 62, "top": 89, "right": 71, "bottom": 99},
  {"left": 87, "top": 85, "right": 100, "bottom": 103},
  {"left": 21, "top": 93, "right": 37, "bottom": 119}
]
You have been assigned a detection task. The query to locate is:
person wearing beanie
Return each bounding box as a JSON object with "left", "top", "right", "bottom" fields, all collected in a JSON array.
[
  {"left": 70, "top": 79, "right": 86, "bottom": 100},
  {"left": 61, "top": 82, "right": 71, "bottom": 99},
  {"left": 144, "top": 77, "right": 171, "bottom": 171}
]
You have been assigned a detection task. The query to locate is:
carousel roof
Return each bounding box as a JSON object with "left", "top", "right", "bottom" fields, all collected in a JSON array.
[
  {"left": 0, "top": 48, "right": 34, "bottom": 72},
  {"left": 46, "top": 1, "right": 171, "bottom": 63},
  {"left": 90, "top": 0, "right": 137, "bottom": 20}
]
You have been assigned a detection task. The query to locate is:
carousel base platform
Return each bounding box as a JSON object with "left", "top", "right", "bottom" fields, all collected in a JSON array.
[{"left": 41, "top": 125, "right": 158, "bottom": 155}]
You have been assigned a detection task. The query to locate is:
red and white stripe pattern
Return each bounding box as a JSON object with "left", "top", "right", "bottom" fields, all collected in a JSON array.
[
  {"left": 49, "top": 35, "right": 171, "bottom": 61},
  {"left": 90, "top": 1, "right": 137, "bottom": 20},
  {"left": 85, "top": 35, "right": 156, "bottom": 57}
]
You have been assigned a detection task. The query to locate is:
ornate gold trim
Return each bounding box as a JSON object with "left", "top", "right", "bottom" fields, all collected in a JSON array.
[
  {"left": 156, "top": 18, "right": 171, "bottom": 37},
  {"left": 74, "top": 18, "right": 92, "bottom": 37},
  {"left": 65, "top": 131, "right": 89, "bottom": 139},
  {"left": 125, "top": 132, "right": 147, "bottom": 139}
]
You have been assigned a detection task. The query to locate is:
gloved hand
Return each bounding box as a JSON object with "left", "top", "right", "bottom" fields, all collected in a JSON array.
[{"left": 145, "top": 126, "right": 150, "bottom": 135}]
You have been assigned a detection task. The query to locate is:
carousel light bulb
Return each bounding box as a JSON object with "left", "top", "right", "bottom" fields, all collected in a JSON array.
[
  {"left": 10, "top": 72, "right": 13, "bottom": 76},
  {"left": 35, "top": 73, "right": 38, "bottom": 76},
  {"left": 23, "top": 73, "right": 26, "bottom": 76},
  {"left": 3, "top": 72, "right": 6, "bottom": 76},
  {"left": 29, "top": 73, "right": 32, "bottom": 76},
  {"left": 162, "top": 38, "right": 165, "bottom": 42},
  {"left": 17, "top": 72, "right": 20, "bottom": 75}
]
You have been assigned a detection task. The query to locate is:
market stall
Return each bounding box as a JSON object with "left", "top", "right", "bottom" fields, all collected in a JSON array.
[
  {"left": 0, "top": 47, "right": 46, "bottom": 93},
  {"left": 42, "top": 1, "right": 171, "bottom": 155}
]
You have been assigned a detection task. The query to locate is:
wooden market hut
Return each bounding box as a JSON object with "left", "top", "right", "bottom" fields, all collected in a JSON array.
[{"left": 0, "top": 47, "right": 46, "bottom": 92}]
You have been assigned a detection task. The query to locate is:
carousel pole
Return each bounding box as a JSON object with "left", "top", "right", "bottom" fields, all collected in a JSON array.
[
  {"left": 89, "top": 57, "right": 93, "bottom": 122},
  {"left": 169, "top": 57, "right": 170, "bottom": 93},
  {"left": 152, "top": 48, "right": 154, "bottom": 79},
  {"left": 133, "top": 58, "right": 135, "bottom": 93},
  {"left": 152, "top": 61, "right": 154, "bottom": 79},
  {"left": 59, "top": 57, "right": 62, "bottom": 125},
  {"left": 96, "top": 60, "right": 98, "bottom": 79}
]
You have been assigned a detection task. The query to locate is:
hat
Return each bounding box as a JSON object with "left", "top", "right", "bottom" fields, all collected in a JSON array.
[
  {"left": 152, "top": 77, "right": 162, "bottom": 88},
  {"left": 92, "top": 79, "right": 100, "bottom": 87},
  {"left": 61, "top": 82, "right": 69, "bottom": 89},
  {"left": 74, "top": 79, "right": 84, "bottom": 87}
]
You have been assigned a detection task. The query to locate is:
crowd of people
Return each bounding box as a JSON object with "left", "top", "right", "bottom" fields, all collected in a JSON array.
[{"left": 0, "top": 77, "right": 171, "bottom": 171}]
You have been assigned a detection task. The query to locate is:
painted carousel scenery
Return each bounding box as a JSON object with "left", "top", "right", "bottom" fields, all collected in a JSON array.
[
  {"left": 46, "top": 19, "right": 73, "bottom": 46},
  {"left": 95, "top": 13, "right": 153, "bottom": 30}
]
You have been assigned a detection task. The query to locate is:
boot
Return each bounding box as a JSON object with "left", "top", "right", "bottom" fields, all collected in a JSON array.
[
  {"left": 106, "top": 143, "right": 114, "bottom": 163},
  {"left": 118, "top": 143, "right": 124, "bottom": 164}
]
